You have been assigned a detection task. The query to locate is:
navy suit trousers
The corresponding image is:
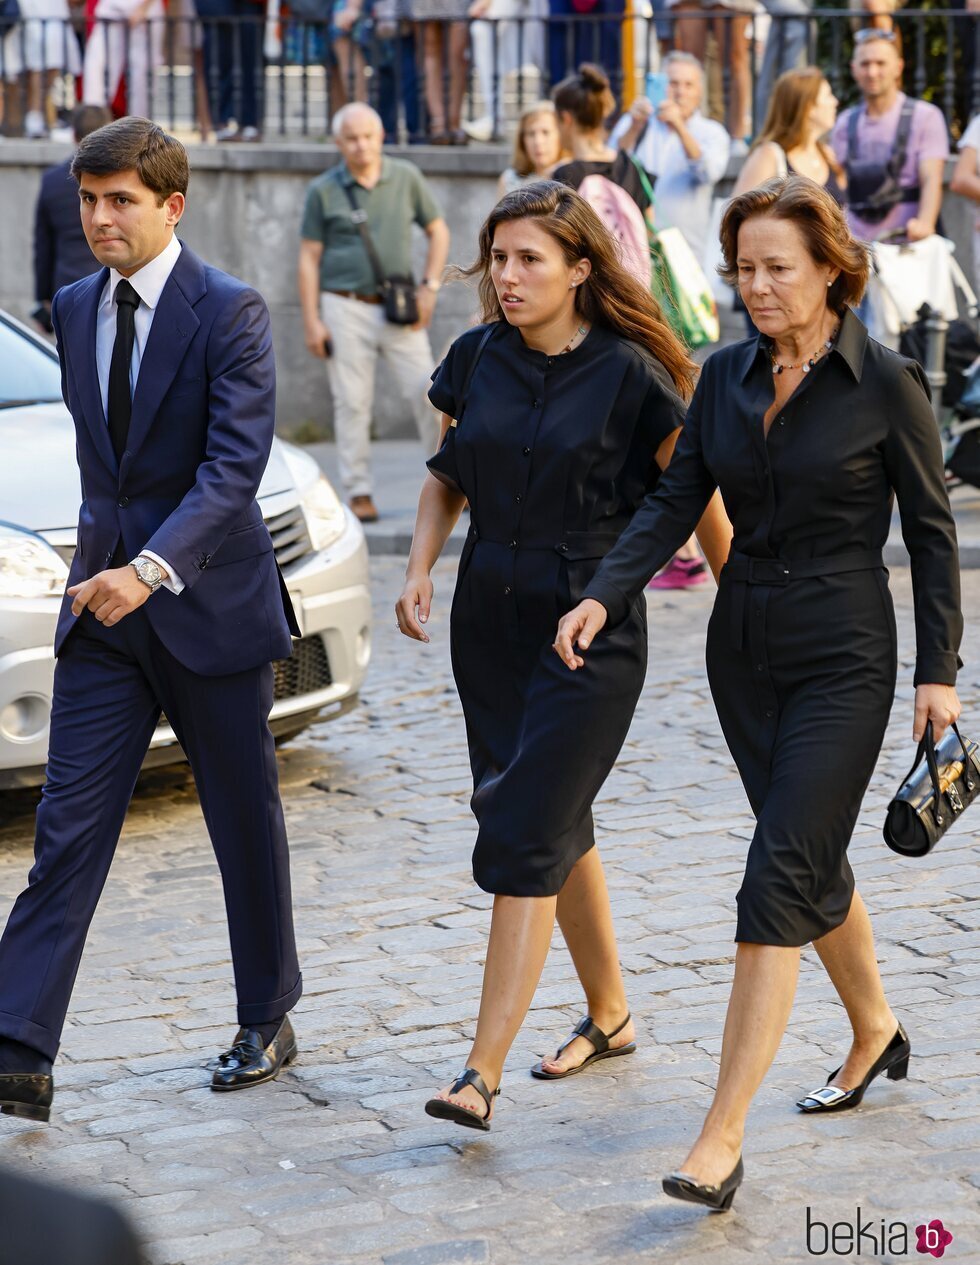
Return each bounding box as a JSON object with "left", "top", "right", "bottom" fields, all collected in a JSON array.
[{"left": 0, "top": 608, "right": 302, "bottom": 1061}]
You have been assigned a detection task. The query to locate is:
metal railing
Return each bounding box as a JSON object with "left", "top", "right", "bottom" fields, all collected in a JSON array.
[{"left": 0, "top": 9, "right": 976, "bottom": 142}]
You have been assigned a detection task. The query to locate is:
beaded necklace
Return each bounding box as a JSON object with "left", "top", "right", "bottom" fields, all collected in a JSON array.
[
  {"left": 559, "top": 323, "right": 589, "bottom": 355},
  {"left": 770, "top": 322, "right": 840, "bottom": 375}
]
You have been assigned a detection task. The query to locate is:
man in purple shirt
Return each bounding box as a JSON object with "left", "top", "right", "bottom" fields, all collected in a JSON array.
[{"left": 831, "top": 29, "right": 949, "bottom": 243}]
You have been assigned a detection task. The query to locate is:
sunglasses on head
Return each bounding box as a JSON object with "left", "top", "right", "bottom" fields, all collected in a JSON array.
[{"left": 854, "top": 27, "right": 897, "bottom": 44}]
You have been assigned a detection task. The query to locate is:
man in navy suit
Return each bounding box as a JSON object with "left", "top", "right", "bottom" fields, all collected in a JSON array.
[
  {"left": 0, "top": 118, "right": 303, "bottom": 1123},
  {"left": 32, "top": 104, "right": 112, "bottom": 334}
]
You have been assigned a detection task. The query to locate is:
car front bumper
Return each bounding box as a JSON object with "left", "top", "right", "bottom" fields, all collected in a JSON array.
[{"left": 0, "top": 511, "right": 371, "bottom": 791}]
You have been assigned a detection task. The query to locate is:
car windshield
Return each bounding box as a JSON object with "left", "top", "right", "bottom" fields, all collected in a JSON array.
[{"left": 0, "top": 317, "right": 63, "bottom": 407}]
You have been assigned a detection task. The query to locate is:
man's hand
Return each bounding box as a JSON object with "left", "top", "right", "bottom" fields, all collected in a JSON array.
[
  {"left": 629, "top": 96, "right": 653, "bottom": 126},
  {"left": 905, "top": 217, "right": 934, "bottom": 242},
  {"left": 913, "top": 683, "right": 960, "bottom": 744},
  {"left": 128, "top": 0, "right": 153, "bottom": 26},
  {"left": 68, "top": 565, "right": 157, "bottom": 626},
  {"left": 553, "top": 598, "right": 608, "bottom": 670},
  {"left": 658, "top": 99, "right": 684, "bottom": 131},
  {"left": 415, "top": 285, "right": 437, "bottom": 330},
  {"left": 468, "top": 0, "right": 491, "bottom": 16},
  {"left": 304, "top": 317, "right": 332, "bottom": 358}
]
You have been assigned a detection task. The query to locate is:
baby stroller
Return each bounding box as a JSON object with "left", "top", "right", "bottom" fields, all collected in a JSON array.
[
  {"left": 866, "top": 233, "right": 980, "bottom": 489},
  {"left": 946, "top": 357, "right": 980, "bottom": 491}
]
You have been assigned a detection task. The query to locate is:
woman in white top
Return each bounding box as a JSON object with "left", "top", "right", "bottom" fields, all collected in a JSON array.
[{"left": 497, "top": 100, "right": 565, "bottom": 198}]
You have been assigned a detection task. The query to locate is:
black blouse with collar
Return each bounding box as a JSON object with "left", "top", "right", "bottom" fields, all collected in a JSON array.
[{"left": 585, "top": 307, "right": 963, "bottom": 685}]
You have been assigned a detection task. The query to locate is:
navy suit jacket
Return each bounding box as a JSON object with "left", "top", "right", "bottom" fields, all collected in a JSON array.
[
  {"left": 51, "top": 242, "right": 300, "bottom": 677},
  {"left": 34, "top": 157, "right": 99, "bottom": 303}
]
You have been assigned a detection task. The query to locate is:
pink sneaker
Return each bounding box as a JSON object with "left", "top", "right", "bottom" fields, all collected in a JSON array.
[{"left": 647, "top": 556, "right": 708, "bottom": 590}]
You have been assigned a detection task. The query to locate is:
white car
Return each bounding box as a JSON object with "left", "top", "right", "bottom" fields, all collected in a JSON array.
[{"left": 0, "top": 309, "right": 372, "bottom": 789}]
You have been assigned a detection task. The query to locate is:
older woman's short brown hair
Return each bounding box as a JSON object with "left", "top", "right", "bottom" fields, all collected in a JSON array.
[{"left": 718, "top": 175, "right": 871, "bottom": 312}]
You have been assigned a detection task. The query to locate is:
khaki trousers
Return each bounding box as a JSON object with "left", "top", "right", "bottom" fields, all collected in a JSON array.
[{"left": 321, "top": 291, "right": 439, "bottom": 498}]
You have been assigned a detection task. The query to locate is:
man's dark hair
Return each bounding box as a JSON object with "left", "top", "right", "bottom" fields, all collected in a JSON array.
[
  {"left": 71, "top": 104, "right": 113, "bottom": 142},
  {"left": 71, "top": 116, "right": 189, "bottom": 202}
]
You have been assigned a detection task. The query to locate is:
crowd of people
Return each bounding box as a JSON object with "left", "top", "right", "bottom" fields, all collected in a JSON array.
[
  {"left": 3, "top": 96, "right": 965, "bottom": 1228},
  {"left": 33, "top": 27, "right": 980, "bottom": 544},
  {"left": 0, "top": 0, "right": 967, "bottom": 143}
]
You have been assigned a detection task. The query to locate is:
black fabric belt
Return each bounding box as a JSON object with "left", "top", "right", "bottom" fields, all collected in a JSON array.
[
  {"left": 724, "top": 548, "right": 885, "bottom": 650},
  {"left": 468, "top": 525, "right": 624, "bottom": 562}
]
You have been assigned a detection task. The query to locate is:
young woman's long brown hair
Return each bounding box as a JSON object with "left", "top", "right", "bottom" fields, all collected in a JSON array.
[
  {"left": 754, "top": 67, "right": 845, "bottom": 183},
  {"left": 457, "top": 180, "right": 697, "bottom": 399}
]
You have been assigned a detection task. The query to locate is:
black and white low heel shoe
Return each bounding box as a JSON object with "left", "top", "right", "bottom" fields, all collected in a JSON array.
[
  {"left": 797, "top": 1023, "right": 910, "bottom": 1114},
  {"left": 662, "top": 1156, "right": 744, "bottom": 1212},
  {"left": 424, "top": 1067, "right": 499, "bottom": 1132}
]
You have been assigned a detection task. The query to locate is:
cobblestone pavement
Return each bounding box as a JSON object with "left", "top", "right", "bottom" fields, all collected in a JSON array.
[{"left": 1, "top": 560, "right": 978, "bottom": 1265}]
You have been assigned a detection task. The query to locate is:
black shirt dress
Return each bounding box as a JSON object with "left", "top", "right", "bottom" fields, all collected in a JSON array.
[
  {"left": 427, "top": 320, "right": 686, "bottom": 897},
  {"left": 585, "top": 308, "right": 963, "bottom": 947}
]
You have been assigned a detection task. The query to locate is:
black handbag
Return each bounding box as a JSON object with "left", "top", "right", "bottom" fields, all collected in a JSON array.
[
  {"left": 883, "top": 722, "right": 980, "bottom": 857},
  {"left": 342, "top": 184, "right": 419, "bottom": 326}
]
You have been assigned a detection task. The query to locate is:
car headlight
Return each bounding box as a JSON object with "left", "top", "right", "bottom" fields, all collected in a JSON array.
[
  {"left": 300, "top": 476, "right": 348, "bottom": 552},
  {"left": 0, "top": 526, "right": 70, "bottom": 599}
]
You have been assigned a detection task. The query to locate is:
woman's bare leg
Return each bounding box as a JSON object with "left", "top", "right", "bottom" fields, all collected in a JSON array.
[
  {"left": 432, "top": 893, "right": 556, "bottom": 1118},
  {"left": 811, "top": 889, "right": 898, "bottom": 1088},
  {"left": 539, "top": 847, "right": 635, "bottom": 1072},
  {"left": 446, "top": 21, "right": 468, "bottom": 132},
  {"left": 422, "top": 22, "right": 446, "bottom": 135},
  {"left": 673, "top": 942, "right": 799, "bottom": 1187}
]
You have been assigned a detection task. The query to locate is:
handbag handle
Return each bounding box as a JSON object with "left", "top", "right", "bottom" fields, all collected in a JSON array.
[{"left": 899, "top": 720, "right": 973, "bottom": 826}]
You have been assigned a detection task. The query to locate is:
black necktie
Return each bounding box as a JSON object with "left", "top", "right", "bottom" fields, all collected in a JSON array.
[{"left": 107, "top": 278, "right": 140, "bottom": 462}]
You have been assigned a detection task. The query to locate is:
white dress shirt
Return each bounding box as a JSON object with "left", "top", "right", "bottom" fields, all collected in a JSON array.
[
  {"left": 96, "top": 233, "right": 184, "bottom": 593},
  {"left": 609, "top": 110, "right": 731, "bottom": 262}
]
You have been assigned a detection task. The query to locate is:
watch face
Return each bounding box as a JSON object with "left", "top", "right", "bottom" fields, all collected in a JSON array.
[{"left": 136, "top": 559, "right": 162, "bottom": 586}]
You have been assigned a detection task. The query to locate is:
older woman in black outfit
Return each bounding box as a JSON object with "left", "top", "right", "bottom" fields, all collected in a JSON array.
[
  {"left": 557, "top": 175, "right": 962, "bottom": 1209},
  {"left": 396, "top": 182, "right": 731, "bottom": 1130}
]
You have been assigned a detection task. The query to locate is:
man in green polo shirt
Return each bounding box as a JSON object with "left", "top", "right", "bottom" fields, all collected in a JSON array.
[{"left": 298, "top": 103, "right": 450, "bottom": 522}]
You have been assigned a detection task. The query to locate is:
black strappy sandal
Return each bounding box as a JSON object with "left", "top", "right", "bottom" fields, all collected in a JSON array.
[
  {"left": 424, "top": 1067, "right": 499, "bottom": 1132},
  {"left": 530, "top": 1013, "right": 636, "bottom": 1080}
]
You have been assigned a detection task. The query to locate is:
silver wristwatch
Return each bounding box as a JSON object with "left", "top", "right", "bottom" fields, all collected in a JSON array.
[{"left": 130, "top": 556, "right": 163, "bottom": 593}]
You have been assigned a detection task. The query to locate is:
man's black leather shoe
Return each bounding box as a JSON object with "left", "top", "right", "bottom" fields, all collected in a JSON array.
[
  {"left": 0, "top": 1072, "right": 53, "bottom": 1123},
  {"left": 210, "top": 1016, "right": 297, "bottom": 1091}
]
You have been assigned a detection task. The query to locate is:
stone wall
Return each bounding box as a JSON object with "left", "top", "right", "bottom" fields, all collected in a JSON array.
[{"left": 1, "top": 140, "right": 975, "bottom": 438}]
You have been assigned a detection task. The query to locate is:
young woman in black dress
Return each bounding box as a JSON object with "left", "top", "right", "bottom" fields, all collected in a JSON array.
[
  {"left": 557, "top": 176, "right": 962, "bottom": 1209},
  {"left": 396, "top": 181, "right": 732, "bottom": 1130}
]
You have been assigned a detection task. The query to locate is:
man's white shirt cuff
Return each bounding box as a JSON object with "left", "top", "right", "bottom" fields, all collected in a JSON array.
[{"left": 139, "top": 550, "right": 185, "bottom": 594}]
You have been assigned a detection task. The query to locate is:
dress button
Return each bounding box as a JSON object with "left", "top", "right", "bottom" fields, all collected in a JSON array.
[
  {"left": 515, "top": 494, "right": 522, "bottom": 504},
  {"left": 522, "top": 446, "right": 531, "bottom": 456},
  {"left": 558, "top": 542, "right": 569, "bottom": 553},
  {"left": 117, "top": 496, "right": 129, "bottom": 508},
  {"left": 756, "top": 663, "right": 764, "bottom": 671},
  {"left": 765, "top": 709, "right": 775, "bottom": 718},
  {"left": 509, "top": 539, "right": 518, "bottom": 549},
  {"left": 532, "top": 399, "right": 541, "bottom": 408},
  {"left": 504, "top": 585, "right": 512, "bottom": 596}
]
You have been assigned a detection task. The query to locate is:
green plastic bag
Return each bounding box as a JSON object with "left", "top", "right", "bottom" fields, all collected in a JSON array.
[{"left": 630, "top": 156, "right": 720, "bottom": 350}]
